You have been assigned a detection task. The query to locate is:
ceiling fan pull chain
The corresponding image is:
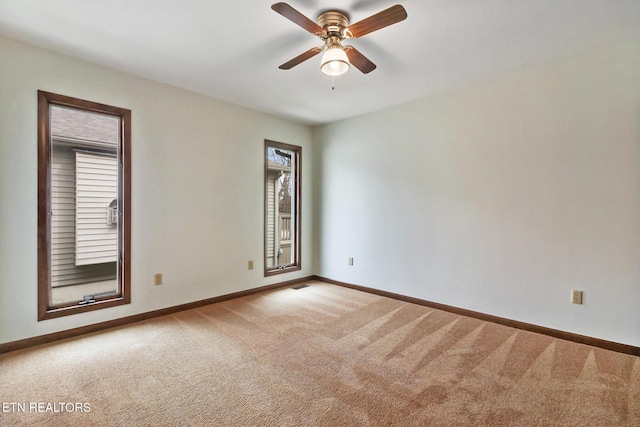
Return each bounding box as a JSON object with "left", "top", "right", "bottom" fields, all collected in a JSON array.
[{"left": 332, "top": 76, "right": 335, "bottom": 90}]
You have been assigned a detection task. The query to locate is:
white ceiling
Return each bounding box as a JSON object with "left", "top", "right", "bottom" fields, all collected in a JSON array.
[{"left": 1, "top": 0, "right": 639, "bottom": 125}]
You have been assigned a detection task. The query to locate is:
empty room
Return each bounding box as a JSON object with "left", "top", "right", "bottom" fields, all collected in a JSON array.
[{"left": 1, "top": 0, "right": 639, "bottom": 425}]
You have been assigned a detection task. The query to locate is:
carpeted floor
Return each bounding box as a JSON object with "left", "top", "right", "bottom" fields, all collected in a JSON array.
[{"left": 1, "top": 281, "right": 639, "bottom": 426}]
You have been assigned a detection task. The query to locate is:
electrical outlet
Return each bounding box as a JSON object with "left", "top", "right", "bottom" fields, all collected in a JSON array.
[
  {"left": 571, "top": 289, "right": 583, "bottom": 304},
  {"left": 248, "top": 260, "right": 254, "bottom": 270},
  {"left": 154, "top": 273, "right": 163, "bottom": 286},
  {"left": 348, "top": 257, "right": 354, "bottom": 266}
]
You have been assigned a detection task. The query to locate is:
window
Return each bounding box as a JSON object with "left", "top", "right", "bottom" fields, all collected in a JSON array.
[
  {"left": 38, "top": 91, "right": 131, "bottom": 320},
  {"left": 264, "top": 140, "right": 301, "bottom": 276}
]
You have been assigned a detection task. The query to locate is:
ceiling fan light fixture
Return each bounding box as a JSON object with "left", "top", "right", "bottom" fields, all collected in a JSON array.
[
  {"left": 320, "top": 47, "right": 350, "bottom": 77},
  {"left": 273, "top": 3, "right": 407, "bottom": 77}
]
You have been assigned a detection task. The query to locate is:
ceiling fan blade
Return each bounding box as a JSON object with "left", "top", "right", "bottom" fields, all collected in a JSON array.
[
  {"left": 271, "top": 2, "right": 324, "bottom": 36},
  {"left": 347, "top": 4, "right": 407, "bottom": 38},
  {"left": 279, "top": 47, "right": 323, "bottom": 70},
  {"left": 345, "top": 46, "right": 377, "bottom": 74}
]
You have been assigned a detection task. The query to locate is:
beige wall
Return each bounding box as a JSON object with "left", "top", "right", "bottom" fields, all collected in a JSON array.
[
  {"left": 0, "top": 35, "right": 313, "bottom": 344},
  {"left": 314, "top": 42, "right": 640, "bottom": 347},
  {"left": 3, "top": 33, "right": 639, "bottom": 348}
]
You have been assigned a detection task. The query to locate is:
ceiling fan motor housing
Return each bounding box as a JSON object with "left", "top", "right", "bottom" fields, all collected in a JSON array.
[{"left": 317, "top": 11, "right": 350, "bottom": 41}]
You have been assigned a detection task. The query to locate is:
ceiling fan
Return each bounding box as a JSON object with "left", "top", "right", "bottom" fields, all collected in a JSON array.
[{"left": 271, "top": 2, "right": 407, "bottom": 77}]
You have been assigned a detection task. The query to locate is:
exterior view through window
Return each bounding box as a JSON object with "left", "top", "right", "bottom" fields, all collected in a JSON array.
[
  {"left": 264, "top": 140, "right": 301, "bottom": 275},
  {"left": 38, "top": 91, "right": 131, "bottom": 320}
]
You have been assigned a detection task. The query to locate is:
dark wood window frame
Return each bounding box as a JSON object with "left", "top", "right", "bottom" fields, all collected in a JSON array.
[
  {"left": 264, "top": 140, "right": 302, "bottom": 276},
  {"left": 37, "top": 90, "right": 131, "bottom": 320}
]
